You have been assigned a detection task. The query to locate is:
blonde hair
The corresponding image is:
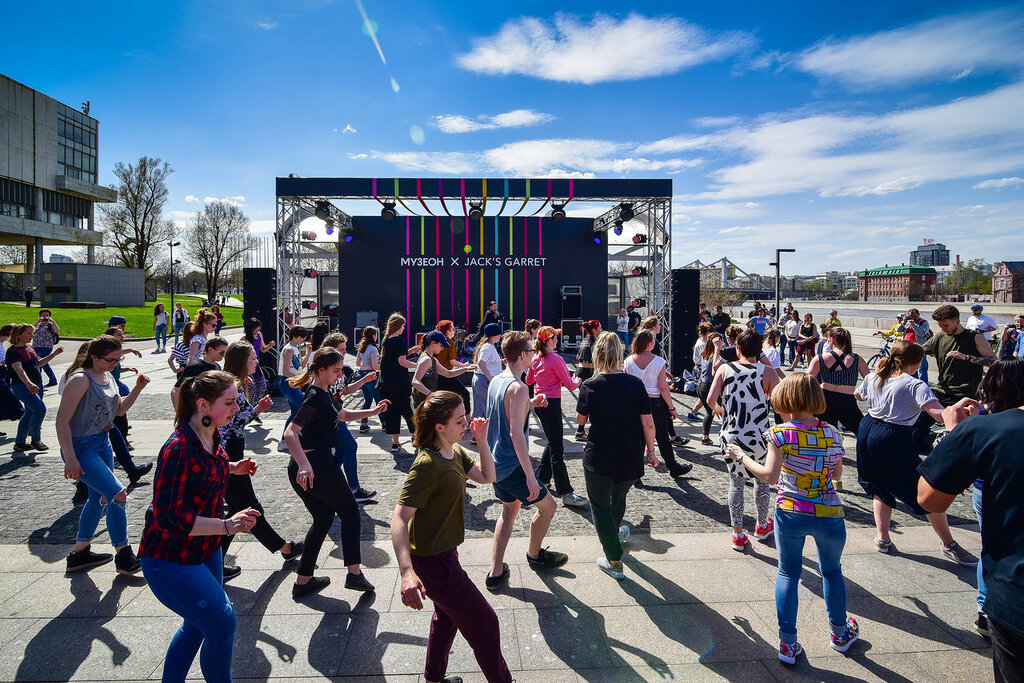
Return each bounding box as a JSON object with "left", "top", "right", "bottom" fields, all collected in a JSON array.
[
  {"left": 592, "top": 331, "right": 624, "bottom": 375},
  {"left": 771, "top": 374, "right": 827, "bottom": 415}
]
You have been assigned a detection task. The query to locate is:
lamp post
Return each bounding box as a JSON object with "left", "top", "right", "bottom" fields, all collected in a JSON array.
[
  {"left": 168, "top": 241, "right": 181, "bottom": 311},
  {"left": 773, "top": 248, "right": 796, "bottom": 320}
]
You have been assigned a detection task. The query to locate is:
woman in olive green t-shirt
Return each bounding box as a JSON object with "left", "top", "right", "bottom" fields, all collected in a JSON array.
[{"left": 390, "top": 391, "right": 512, "bottom": 683}]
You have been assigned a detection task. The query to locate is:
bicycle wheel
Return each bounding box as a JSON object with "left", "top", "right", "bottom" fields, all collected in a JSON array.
[{"left": 868, "top": 353, "right": 882, "bottom": 370}]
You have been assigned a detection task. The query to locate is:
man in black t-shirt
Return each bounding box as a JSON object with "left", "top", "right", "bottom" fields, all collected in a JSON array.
[
  {"left": 919, "top": 403, "right": 1024, "bottom": 682},
  {"left": 627, "top": 306, "right": 641, "bottom": 344}
]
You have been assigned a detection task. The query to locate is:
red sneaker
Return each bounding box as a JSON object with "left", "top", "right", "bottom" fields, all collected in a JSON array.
[
  {"left": 753, "top": 518, "right": 775, "bottom": 540},
  {"left": 731, "top": 532, "right": 747, "bottom": 551}
]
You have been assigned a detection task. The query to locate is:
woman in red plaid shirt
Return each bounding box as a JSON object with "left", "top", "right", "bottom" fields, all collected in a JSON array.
[{"left": 139, "top": 370, "right": 262, "bottom": 683}]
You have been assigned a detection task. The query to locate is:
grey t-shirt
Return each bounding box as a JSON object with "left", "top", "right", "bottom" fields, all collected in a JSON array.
[
  {"left": 358, "top": 344, "right": 379, "bottom": 368},
  {"left": 857, "top": 372, "right": 938, "bottom": 426}
]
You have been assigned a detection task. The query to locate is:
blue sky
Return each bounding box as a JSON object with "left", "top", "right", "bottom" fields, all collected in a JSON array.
[{"left": 4, "top": 0, "right": 1024, "bottom": 275}]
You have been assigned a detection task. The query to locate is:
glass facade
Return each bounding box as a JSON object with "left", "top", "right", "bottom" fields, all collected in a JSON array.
[{"left": 57, "top": 105, "right": 98, "bottom": 184}]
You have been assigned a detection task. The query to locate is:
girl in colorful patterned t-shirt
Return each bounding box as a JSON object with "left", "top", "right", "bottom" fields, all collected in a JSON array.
[{"left": 726, "top": 373, "right": 859, "bottom": 666}]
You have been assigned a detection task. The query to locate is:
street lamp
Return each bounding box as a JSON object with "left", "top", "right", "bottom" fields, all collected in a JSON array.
[
  {"left": 169, "top": 241, "right": 181, "bottom": 311},
  {"left": 773, "top": 248, "right": 796, "bottom": 320}
]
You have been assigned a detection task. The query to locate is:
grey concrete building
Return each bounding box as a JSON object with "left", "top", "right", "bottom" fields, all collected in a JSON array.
[
  {"left": 0, "top": 74, "right": 112, "bottom": 275},
  {"left": 41, "top": 262, "right": 144, "bottom": 307}
]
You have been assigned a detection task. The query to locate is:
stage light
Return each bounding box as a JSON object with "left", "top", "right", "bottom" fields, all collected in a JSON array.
[
  {"left": 301, "top": 300, "right": 318, "bottom": 310},
  {"left": 631, "top": 266, "right": 648, "bottom": 276},
  {"left": 325, "top": 226, "right": 334, "bottom": 236},
  {"left": 632, "top": 234, "right": 648, "bottom": 244},
  {"left": 323, "top": 303, "right": 340, "bottom": 316},
  {"left": 301, "top": 231, "right": 317, "bottom": 241},
  {"left": 468, "top": 202, "right": 483, "bottom": 220},
  {"left": 613, "top": 220, "right": 623, "bottom": 236},
  {"left": 303, "top": 268, "right": 319, "bottom": 278},
  {"left": 550, "top": 203, "right": 566, "bottom": 222},
  {"left": 593, "top": 235, "right": 603, "bottom": 245},
  {"left": 631, "top": 297, "right": 647, "bottom": 308},
  {"left": 381, "top": 202, "right": 397, "bottom": 220},
  {"left": 618, "top": 203, "right": 635, "bottom": 221},
  {"left": 314, "top": 200, "right": 331, "bottom": 222},
  {"left": 345, "top": 234, "right": 354, "bottom": 243}
]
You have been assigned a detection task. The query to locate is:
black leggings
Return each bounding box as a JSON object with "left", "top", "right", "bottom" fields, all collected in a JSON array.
[
  {"left": 379, "top": 385, "right": 414, "bottom": 435},
  {"left": 651, "top": 398, "right": 685, "bottom": 473},
  {"left": 819, "top": 389, "right": 863, "bottom": 434},
  {"left": 221, "top": 435, "right": 286, "bottom": 558},
  {"left": 534, "top": 398, "right": 572, "bottom": 495},
  {"left": 696, "top": 381, "right": 714, "bottom": 437},
  {"left": 289, "top": 450, "right": 361, "bottom": 577}
]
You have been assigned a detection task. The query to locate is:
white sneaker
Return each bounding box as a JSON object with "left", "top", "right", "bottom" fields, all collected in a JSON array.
[
  {"left": 597, "top": 556, "right": 624, "bottom": 580},
  {"left": 277, "top": 440, "right": 289, "bottom": 453},
  {"left": 562, "top": 492, "right": 588, "bottom": 507},
  {"left": 618, "top": 525, "right": 630, "bottom": 543}
]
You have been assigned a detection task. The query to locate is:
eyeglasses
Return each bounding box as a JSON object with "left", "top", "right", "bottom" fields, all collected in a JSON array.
[{"left": 99, "top": 355, "right": 122, "bottom": 364}]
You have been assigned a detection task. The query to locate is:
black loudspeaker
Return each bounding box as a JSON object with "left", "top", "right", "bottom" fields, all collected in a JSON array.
[
  {"left": 243, "top": 268, "right": 277, "bottom": 338},
  {"left": 670, "top": 269, "right": 700, "bottom": 376},
  {"left": 561, "top": 286, "right": 582, "bottom": 320}
]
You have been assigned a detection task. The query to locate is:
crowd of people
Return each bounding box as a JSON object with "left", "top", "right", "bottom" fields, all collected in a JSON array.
[{"left": 5, "top": 297, "right": 1020, "bottom": 682}]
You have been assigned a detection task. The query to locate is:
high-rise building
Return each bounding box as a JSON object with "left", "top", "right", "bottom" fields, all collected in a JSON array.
[
  {"left": 909, "top": 240, "right": 950, "bottom": 267},
  {"left": 0, "top": 74, "right": 112, "bottom": 273}
]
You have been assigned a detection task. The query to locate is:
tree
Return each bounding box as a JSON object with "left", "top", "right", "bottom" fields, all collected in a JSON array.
[
  {"left": 0, "top": 246, "right": 26, "bottom": 267},
  {"left": 938, "top": 259, "right": 991, "bottom": 296},
  {"left": 97, "top": 156, "right": 176, "bottom": 274},
  {"left": 183, "top": 202, "right": 256, "bottom": 303}
]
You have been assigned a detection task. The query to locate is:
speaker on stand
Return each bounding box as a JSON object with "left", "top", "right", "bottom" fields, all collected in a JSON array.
[
  {"left": 560, "top": 285, "right": 582, "bottom": 320},
  {"left": 243, "top": 267, "right": 279, "bottom": 394},
  {"left": 670, "top": 269, "right": 700, "bottom": 378}
]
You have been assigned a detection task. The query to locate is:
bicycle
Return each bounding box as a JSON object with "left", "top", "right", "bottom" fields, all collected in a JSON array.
[{"left": 867, "top": 333, "right": 895, "bottom": 370}]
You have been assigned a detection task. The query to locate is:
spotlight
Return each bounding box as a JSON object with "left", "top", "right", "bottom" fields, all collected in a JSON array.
[
  {"left": 593, "top": 235, "right": 603, "bottom": 245},
  {"left": 325, "top": 219, "right": 335, "bottom": 236},
  {"left": 631, "top": 266, "right": 648, "bottom": 276},
  {"left": 301, "top": 300, "right": 318, "bottom": 310},
  {"left": 550, "top": 203, "right": 566, "bottom": 222},
  {"left": 613, "top": 220, "right": 623, "bottom": 237},
  {"left": 630, "top": 297, "right": 647, "bottom": 308},
  {"left": 381, "top": 201, "right": 397, "bottom": 220},
  {"left": 314, "top": 200, "right": 331, "bottom": 222},
  {"left": 303, "top": 268, "right": 318, "bottom": 278},
  {"left": 468, "top": 202, "right": 483, "bottom": 220},
  {"left": 345, "top": 234, "right": 354, "bottom": 243},
  {"left": 632, "top": 234, "right": 648, "bottom": 245},
  {"left": 301, "top": 231, "right": 317, "bottom": 241},
  {"left": 618, "top": 203, "right": 635, "bottom": 221}
]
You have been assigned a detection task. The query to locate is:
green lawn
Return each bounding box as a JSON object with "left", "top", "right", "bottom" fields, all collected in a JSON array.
[{"left": 0, "top": 295, "right": 244, "bottom": 339}]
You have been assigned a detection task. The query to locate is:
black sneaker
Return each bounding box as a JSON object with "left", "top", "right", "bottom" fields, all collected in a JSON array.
[
  {"left": 390, "top": 443, "right": 400, "bottom": 453},
  {"left": 45, "top": 381, "right": 57, "bottom": 387},
  {"left": 352, "top": 487, "right": 377, "bottom": 503},
  {"left": 670, "top": 436, "right": 690, "bottom": 446},
  {"left": 975, "top": 612, "right": 990, "bottom": 639},
  {"left": 67, "top": 546, "right": 113, "bottom": 573},
  {"left": 574, "top": 430, "right": 588, "bottom": 442},
  {"left": 345, "top": 572, "right": 375, "bottom": 592},
  {"left": 293, "top": 575, "right": 331, "bottom": 599},
  {"left": 222, "top": 564, "right": 242, "bottom": 581},
  {"left": 358, "top": 424, "right": 370, "bottom": 433},
  {"left": 115, "top": 546, "right": 142, "bottom": 576},
  {"left": 71, "top": 486, "right": 89, "bottom": 505},
  {"left": 669, "top": 463, "right": 694, "bottom": 478},
  {"left": 128, "top": 462, "right": 153, "bottom": 485},
  {"left": 12, "top": 443, "right": 31, "bottom": 452},
  {"left": 485, "top": 563, "right": 510, "bottom": 592},
  {"left": 281, "top": 541, "right": 304, "bottom": 562},
  {"left": 30, "top": 440, "right": 49, "bottom": 451},
  {"left": 442, "top": 677, "right": 464, "bottom": 683},
  {"left": 527, "top": 547, "right": 569, "bottom": 570},
  {"left": 700, "top": 437, "right": 714, "bottom": 446}
]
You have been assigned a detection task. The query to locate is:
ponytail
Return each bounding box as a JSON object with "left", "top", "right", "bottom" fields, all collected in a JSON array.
[
  {"left": 287, "top": 346, "right": 343, "bottom": 389},
  {"left": 875, "top": 340, "right": 924, "bottom": 388},
  {"left": 175, "top": 370, "right": 237, "bottom": 426}
]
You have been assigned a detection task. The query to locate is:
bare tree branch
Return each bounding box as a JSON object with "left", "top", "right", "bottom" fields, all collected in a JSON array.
[
  {"left": 183, "top": 202, "right": 255, "bottom": 302},
  {"left": 97, "top": 156, "right": 176, "bottom": 275}
]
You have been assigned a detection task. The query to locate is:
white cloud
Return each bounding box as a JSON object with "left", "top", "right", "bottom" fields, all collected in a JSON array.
[
  {"left": 435, "top": 109, "right": 555, "bottom": 133},
  {"left": 373, "top": 151, "right": 479, "bottom": 175},
  {"left": 347, "top": 152, "right": 368, "bottom": 160},
  {"left": 974, "top": 176, "right": 1024, "bottom": 189},
  {"left": 204, "top": 195, "right": 246, "bottom": 207},
  {"left": 185, "top": 194, "right": 199, "bottom": 203},
  {"left": 821, "top": 175, "right": 925, "bottom": 198},
  {"left": 168, "top": 210, "right": 194, "bottom": 220},
  {"left": 256, "top": 21, "right": 277, "bottom": 30},
  {"left": 794, "top": 10, "right": 1024, "bottom": 87},
  {"left": 457, "top": 13, "right": 753, "bottom": 84},
  {"left": 342, "top": 124, "right": 356, "bottom": 134}
]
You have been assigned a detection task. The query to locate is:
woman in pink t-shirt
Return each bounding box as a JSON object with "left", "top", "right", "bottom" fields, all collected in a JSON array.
[{"left": 525, "top": 326, "right": 587, "bottom": 507}]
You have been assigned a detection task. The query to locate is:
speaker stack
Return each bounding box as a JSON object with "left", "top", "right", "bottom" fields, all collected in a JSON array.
[
  {"left": 243, "top": 268, "right": 278, "bottom": 340},
  {"left": 670, "top": 269, "right": 700, "bottom": 376},
  {"left": 560, "top": 285, "right": 583, "bottom": 351}
]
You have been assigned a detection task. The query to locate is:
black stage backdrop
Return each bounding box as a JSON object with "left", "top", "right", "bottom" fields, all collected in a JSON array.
[{"left": 337, "top": 215, "right": 607, "bottom": 341}]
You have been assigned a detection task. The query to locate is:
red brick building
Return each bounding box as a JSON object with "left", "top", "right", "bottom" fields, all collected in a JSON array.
[
  {"left": 992, "top": 261, "right": 1024, "bottom": 303},
  {"left": 858, "top": 265, "right": 937, "bottom": 301}
]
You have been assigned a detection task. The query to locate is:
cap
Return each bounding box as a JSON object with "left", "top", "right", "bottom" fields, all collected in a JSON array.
[
  {"left": 106, "top": 315, "right": 127, "bottom": 327},
  {"left": 483, "top": 323, "right": 502, "bottom": 338},
  {"left": 423, "top": 330, "right": 450, "bottom": 347},
  {"left": 537, "top": 326, "right": 562, "bottom": 341},
  {"left": 971, "top": 304, "right": 983, "bottom": 311}
]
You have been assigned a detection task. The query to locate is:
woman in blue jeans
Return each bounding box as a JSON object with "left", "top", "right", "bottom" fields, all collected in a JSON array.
[
  {"left": 276, "top": 326, "right": 311, "bottom": 451},
  {"left": 140, "top": 371, "right": 261, "bottom": 683},
  {"left": 56, "top": 335, "right": 149, "bottom": 575},
  {"left": 727, "top": 373, "right": 859, "bottom": 665},
  {"left": 7, "top": 323, "right": 63, "bottom": 451}
]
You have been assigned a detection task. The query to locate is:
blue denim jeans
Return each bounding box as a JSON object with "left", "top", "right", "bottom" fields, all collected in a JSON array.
[
  {"left": 63, "top": 433, "right": 128, "bottom": 547},
  {"left": 279, "top": 380, "right": 305, "bottom": 429},
  {"left": 336, "top": 421, "right": 360, "bottom": 490},
  {"left": 973, "top": 486, "right": 987, "bottom": 613},
  {"left": 155, "top": 324, "right": 168, "bottom": 349},
  {"left": 142, "top": 550, "right": 235, "bottom": 683},
  {"left": 616, "top": 331, "right": 629, "bottom": 347},
  {"left": 472, "top": 373, "right": 490, "bottom": 420},
  {"left": 33, "top": 347, "right": 57, "bottom": 384},
  {"left": 11, "top": 383, "right": 45, "bottom": 443},
  {"left": 356, "top": 371, "right": 380, "bottom": 426},
  {"left": 783, "top": 339, "right": 798, "bottom": 365},
  {"left": 173, "top": 323, "right": 186, "bottom": 346},
  {"left": 775, "top": 510, "right": 848, "bottom": 644}
]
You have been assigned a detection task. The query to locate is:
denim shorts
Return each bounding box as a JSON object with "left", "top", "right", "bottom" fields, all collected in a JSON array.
[{"left": 493, "top": 465, "right": 549, "bottom": 506}]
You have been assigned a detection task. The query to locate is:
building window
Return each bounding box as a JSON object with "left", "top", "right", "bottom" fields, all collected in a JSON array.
[
  {"left": 57, "top": 111, "right": 98, "bottom": 185},
  {"left": 0, "top": 202, "right": 33, "bottom": 219}
]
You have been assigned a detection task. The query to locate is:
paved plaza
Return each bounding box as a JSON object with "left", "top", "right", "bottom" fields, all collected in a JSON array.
[{"left": 0, "top": 329, "right": 992, "bottom": 681}]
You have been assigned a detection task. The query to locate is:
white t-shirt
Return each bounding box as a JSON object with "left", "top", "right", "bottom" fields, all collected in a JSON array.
[
  {"left": 155, "top": 311, "right": 170, "bottom": 327},
  {"left": 762, "top": 345, "right": 782, "bottom": 369},
  {"left": 857, "top": 372, "right": 939, "bottom": 426},
  {"left": 477, "top": 343, "right": 503, "bottom": 377},
  {"left": 784, "top": 319, "right": 800, "bottom": 340},
  {"left": 616, "top": 316, "right": 629, "bottom": 333},
  {"left": 623, "top": 354, "right": 666, "bottom": 396},
  {"left": 966, "top": 314, "right": 997, "bottom": 341}
]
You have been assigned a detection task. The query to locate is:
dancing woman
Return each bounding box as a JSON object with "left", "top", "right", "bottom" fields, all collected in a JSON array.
[
  {"left": 355, "top": 326, "right": 382, "bottom": 432},
  {"left": 378, "top": 313, "right": 420, "bottom": 453},
  {"left": 391, "top": 391, "right": 513, "bottom": 683},
  {"left": 57, "top": 334, "right": 149, "bottom": 574},
  {"left": 218, "top": 341, "right": 302, "bottom": 578},
  {"left": 433, "top": 320, "right": 472, "bottom": 417},
  {"left": 471, "top": 323, "right": 504, "bottom": 421},
  {"left": 277, "top": 325, "right": 312, "bottom": 451},
  {"left": 412, "top": 330, "right": 474, "bottom": 409},
  {"left": 696, "top": 332, "right": 725, "bottom": 445},
  {"left": 8, "top": 323, "right": 63, "bottom": 451},
  {"left": 526, "top": 326, "right": 587, "bottom": 506},
  {"left": 807, "top": 327, "right": 868, "bottom": 434},
  {"left": 140, "top": 371, "right": 261, "bottom": 683}
]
